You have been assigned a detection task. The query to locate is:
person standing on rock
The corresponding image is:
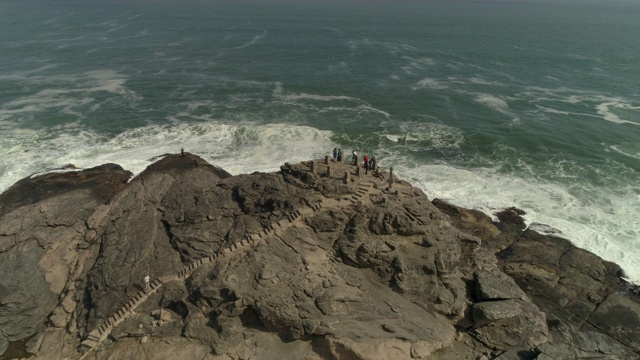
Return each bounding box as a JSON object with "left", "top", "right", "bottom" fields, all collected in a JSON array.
[
  {"left": 337, "top": 149, "right": 342, "bottom": 162},
  {"left": 363, "top": 154, "right": 369, "bottom": 174},
  {"left": 333, "top": 148, "right": 337, "bottom": 161},
  {"left": 352, "top": 150, "right": 358, "bottom": 165},
  {"left": 144, "top": 275, "right": 150, "bottom": 293}
]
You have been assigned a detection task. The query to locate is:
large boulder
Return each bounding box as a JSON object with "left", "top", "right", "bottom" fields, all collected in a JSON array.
[
  {"left": 0, "top": 164, "right": 131, "bottom": 356},
  {"left": 436, "top": 200, "right": 640, "bottom": 359}
]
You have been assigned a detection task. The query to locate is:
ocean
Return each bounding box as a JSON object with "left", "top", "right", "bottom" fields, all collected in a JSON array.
[{"left": 1, "top": 0, "right": 638, "bottom": 283}]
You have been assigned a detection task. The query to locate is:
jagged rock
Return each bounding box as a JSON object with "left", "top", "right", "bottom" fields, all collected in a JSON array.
[
  {"left": 588, "top": 293, "right": 640, "bottom": 352},
  {"left": 474, "top": 270, "right": 527, "bottom": 301},
  {"left": 93, "top": 336, "right": 215, "bottom": 360},
  {"left": 317, "top": 336, "right": 451, "bottom": 360},
  {"left": 305, "top": 208, "right": 349, "bottom": 233},
  {"left": 183, "top": 311, "right": 220, "bottom": 344},
  {"left": 492, "top": 350, "right": 522, "bottom": 360},
  {"left": 494, "top": 207, "right": 526, "bottom": 230},
  {"left": 439, "top": 200, "right": 639, "bottom": 358},
  {"left": 0, "top": 163, "right": 131, "bottom": 218},
  {"left": 432, "top": 198, "right": 509, "bottom": 253},
  {"left": 355, "top": 238, "right": 395, "bottom": 268},
  {"left": 1, "top": 154, "right": 639, "bottom": 360},
  {"left": 471, "top": 296, "right": 547, "bottom": 350},
  {"left": 48, "top": 307, "right": 69, "bottom": 328},
  {"left": 0, "top": 166, "right": 125, "bottom": 353},
  {"left": 536, "top": 328, "right": 639, "bottom": 359},
  {"left": 472, "top": 300, "right": 522, "bottom": 328},
  {"left": 0, "top": 338, "right": 7, "bottom": 358},
  {"left": 498, "top": 228, "right": 626, "bottom": 333},
  {"left": 159, "top": 310, "right": 174, "bottom": 322}
]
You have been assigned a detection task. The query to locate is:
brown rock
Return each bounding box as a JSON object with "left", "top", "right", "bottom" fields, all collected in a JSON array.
[
  {"left": 472, "top": 300, "right": 522, "bottom": 328},
  {"left": 2, "top": 154, "right": 639, "bottom": 360},
  {"left": 474, "top": 269, "right": 527, "bottom": 301}
]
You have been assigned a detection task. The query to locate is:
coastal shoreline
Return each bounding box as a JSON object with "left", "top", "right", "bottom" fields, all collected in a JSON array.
[{"left": 1, "top": 153, "right": 638, "bottom": 360}]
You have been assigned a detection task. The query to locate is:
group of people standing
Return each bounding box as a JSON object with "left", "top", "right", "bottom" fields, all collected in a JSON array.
[
  {"left": 362, "top": 153, "right": 377, "bottom": 174},
  {"left": 333, "top": 148, "right": 343, "bottom": 161},
  {"left": 332, "top": 147, "right": 382, "bottom": 178}
]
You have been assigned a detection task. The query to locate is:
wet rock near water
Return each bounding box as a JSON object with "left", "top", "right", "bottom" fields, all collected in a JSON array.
[{"left": 0, "top": 153, "right": 638, "bottom": 360}]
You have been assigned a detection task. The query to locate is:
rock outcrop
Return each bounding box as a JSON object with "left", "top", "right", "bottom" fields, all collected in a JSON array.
[
  {"left": 0, "top": 153, "right": 638, "bottom": 360},
  {"left": 434, "top": 200, "right": 640, "bottom": 359}
]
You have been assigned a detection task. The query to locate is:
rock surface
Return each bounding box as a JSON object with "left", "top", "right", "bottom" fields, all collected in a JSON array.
[{"left": 0, "top": 153, "right": 638, "bottom": 360}]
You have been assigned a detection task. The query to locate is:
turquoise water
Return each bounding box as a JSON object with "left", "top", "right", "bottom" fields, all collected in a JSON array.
[{"left": 1, "top": 0, "right": 639, "bottom": 282}]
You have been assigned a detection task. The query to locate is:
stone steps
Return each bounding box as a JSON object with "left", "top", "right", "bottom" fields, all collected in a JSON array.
[
  {"left": 80, "top": 175, "right": 385, "bottom": 356},
  {"left": 348, "top": 183, "right": 374, "bottom": 205}
]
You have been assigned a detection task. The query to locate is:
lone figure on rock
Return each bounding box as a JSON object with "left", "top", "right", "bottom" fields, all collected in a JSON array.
[
  {"left": 374, "top": 168, "right": 384, "bottom": 180},
  {"left": 363, "top": 154, "right": 369, "bottom": 174},
  {"left": 144, "top": 275, "right": 150, "bottom": 293}
]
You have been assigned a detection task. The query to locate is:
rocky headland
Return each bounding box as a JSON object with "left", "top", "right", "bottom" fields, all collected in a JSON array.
[{"left": 0, "top": 153, "right": 638, "bottom": 360}]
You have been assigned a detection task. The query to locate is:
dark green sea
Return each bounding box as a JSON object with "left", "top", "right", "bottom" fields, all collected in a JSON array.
[{"left": 1, "top": 0, "right": 639, "bottom": 282}]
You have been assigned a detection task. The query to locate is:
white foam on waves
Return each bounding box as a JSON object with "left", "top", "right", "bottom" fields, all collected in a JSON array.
[
  {"left": 0, "top": 64, "right": 59, "bottom": 81},
  {"left": 519, "top": 87, "right": 640, "bottom": 126},
  {"left": 412, "top": 77, "right": 447, "bottom": 90},
  {"left": 474, "top": 93, "right": 509, "bottom": 112},
  {"left": 401, "top": 56, "right": 435, "bottom": 75},
  {"left": 0, "top": 69, "right": 137, "bottom": 123},
  {"left": 382, "top": 122, "right": 464, "bottom": 151},
  {"left": 469, "top": 77, "right": 506, "bottom": 86},
  {"left": 273, "top": 82, "right": 356, "bottom": 102},
  {"left": 236, "top": 30, "right": 268, "bottom": 49},
  {"left": 607, "top": 145, "right": 640, "bottom": 160},
  {"left": 596, "top": 101, "right": 640, "bottom": 126},
  {"left": 3, "top": 120, "right": 638, "bottom": 285},
  {"left": 272, "top": 82, "right": 390, "bottom": 118},
  {"left": 0, "top": 122, "right": 335, "bottom": 194},
  {"left": 391, "top": 160, "right": 640, "bottom": 285}
]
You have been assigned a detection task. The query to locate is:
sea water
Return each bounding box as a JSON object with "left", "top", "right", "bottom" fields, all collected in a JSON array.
[{"left": 1, "top": 0, "right": 639, "bottom": 283}]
